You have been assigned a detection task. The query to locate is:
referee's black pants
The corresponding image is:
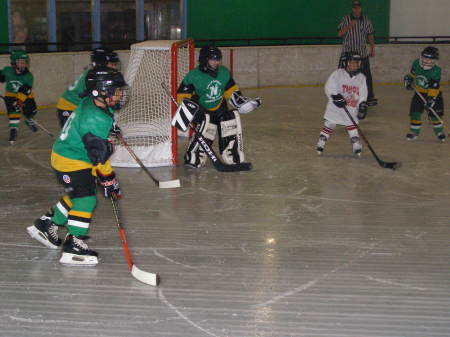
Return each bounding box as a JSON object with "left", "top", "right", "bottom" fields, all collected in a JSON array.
[{"left": 360, "top": 57, "right": 375, "bottom": 101}]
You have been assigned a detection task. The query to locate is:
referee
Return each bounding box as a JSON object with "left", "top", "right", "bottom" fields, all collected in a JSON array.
[{"left": 338, "top": 0, "right": 377, "bottom": 106}]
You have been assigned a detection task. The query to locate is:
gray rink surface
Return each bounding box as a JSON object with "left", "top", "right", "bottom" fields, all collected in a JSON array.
[{"left": 0, "top": 85, "right": 449, "bottom": 337}]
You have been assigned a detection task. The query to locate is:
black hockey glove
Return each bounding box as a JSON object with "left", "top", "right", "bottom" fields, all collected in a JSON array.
[
  {"left": 357, "top": 101, "right": 368, "bottom": 120},
  {"left": 97, "top": 172, "right": 122, "bottom": 199},
  {"left": 331, "top": 94, "right": 346, "bottom": 108},
  {"left": 110, "top": 122, "right": 122, "bottom": 137},
  {"left": 404, "top": 74, "right": 414, "bottom": 91},
  {"left": 18, "top": 84, "right": 32, "bottom": 95},
  {"left": 425, "top": 97, "right": 436, "bottom": 111}
]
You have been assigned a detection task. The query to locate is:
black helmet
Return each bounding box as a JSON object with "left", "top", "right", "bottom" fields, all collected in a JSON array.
[
  {"left": 420, "top": 46, "right": 439, "bottom": 70},
  {"left": 198, "top": 46, "right": 222, "bottom": 73},
  {"left": 342, "top": 51, "right": 362, "bottom": 75},
  {"left": 91, "top": 47, "right": 112, "bottom": 67},
  {"left": 85, "top": 67, "right": 127, "bottom": 103}
]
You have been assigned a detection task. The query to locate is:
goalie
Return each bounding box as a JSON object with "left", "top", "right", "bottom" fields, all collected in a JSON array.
[{"left": 175, "top": 46, "right": 261, "bottom": 168}]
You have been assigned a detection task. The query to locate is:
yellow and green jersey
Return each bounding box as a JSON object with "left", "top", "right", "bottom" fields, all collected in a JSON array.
[
  {"left": 51, "top": 97, "right": 114, "bottom": 176},
  {"left": 177, "top": 66, "right": 238, "bottom": 111},
  {"left": 410, "top": 59, "right": 441, "bottom": 98},
  {"left": 0, "top": 66, "right": 34, "bottom": 101},
  {"left": 56, "top": 69, "right": 90, "bottom": 111}
]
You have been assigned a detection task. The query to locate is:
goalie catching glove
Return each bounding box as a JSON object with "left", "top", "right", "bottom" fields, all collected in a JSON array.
[
  {"left": 171, "top": 98, "right": 200, "bottom": 132},
  {"left": 230, "top": 91, "right": 261, "bottom": 114}
]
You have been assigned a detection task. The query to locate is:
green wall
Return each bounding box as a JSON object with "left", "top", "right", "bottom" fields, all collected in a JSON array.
[
  {"left": 0, "top": 0, "right": 9, "bottom": 52},
  {"left": 187, "top": 0, "right": 390, "bottom": 46}
]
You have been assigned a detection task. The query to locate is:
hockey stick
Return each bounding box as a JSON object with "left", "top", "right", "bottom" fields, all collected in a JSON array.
[
  {"left": 115, "top": 133, "right": 180, "bottom": 188},
  {"left": 0, "top": 95, "right": 55, "bottom": 138},
  {"left": 160, "top": 82, "right": 252, "bottom": 172},
  {"left": 413, "top": 89, "right": 450, "bottom": 136},
  {"left": 343, "top": 106, "right": 401, "bottom": 170},
  {"left": 110, "top": 197, "right": 160, "bottom": 286}
]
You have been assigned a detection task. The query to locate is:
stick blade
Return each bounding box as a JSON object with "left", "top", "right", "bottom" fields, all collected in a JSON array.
[
  {"left": 158, "top": 179, "right": 181, "bottom": 188},
  {"left": 131, "top": 265, "right": 160, "bottom": 286},
  {"left": 216, "top": 162, "right": 252, "bottom": 172},
  {"left": 381, "top": 161, "right": 402, "bottom": 170}
]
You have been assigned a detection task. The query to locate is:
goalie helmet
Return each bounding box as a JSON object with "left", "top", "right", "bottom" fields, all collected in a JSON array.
[
  {"left": 420, "top": 46, "right": 439, "bottom": 70},
  {"left": 10, "top": 50, "right": 29, "bottom": 74},
  {"left": 342, "top": 51, "right": 362, "bottom": 75},
  {"left": 199, "top": 46, "right": 222, "bottom": 73},
  {"left": 85, "top": 67, "right": 128, "bottom": 110}
]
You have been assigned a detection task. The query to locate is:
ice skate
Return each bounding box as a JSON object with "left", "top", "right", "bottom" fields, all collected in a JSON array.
[
  {"left": 406, "top": 132, "right": 418, "bottom": 141},
  {"left": 59, "top": 234, "right": 98, "bottom": 266},
  {"left": 25, "top": 118, "right": 38, "bottom": 132},
  {"left": 351, "top": 136, "right": 362, "bottom": 157},
  {"left": 27, "top": 216, "right": 62, "bottom": 249},
  {"left": 316, "top": 135, "right": 327, "bottom": 156},
  {"left": 8, "top": 128, "right": 17, "bottom": 145},
  {"left": 437, "top": 132, "right": 446, "bottom": 142}
]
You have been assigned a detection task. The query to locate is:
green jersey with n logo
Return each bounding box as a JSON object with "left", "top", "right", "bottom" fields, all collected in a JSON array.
[
  {"left": 177, "top": 66, "right": 238, "bottom": 111},
  {"left": 411, "top": 59, "right": 441, "bottom": 97}
]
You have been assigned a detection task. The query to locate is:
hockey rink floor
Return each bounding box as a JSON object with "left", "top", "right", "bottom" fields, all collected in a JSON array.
[{"left": 1, "top": 85, "right": 449, "bottom": 337}]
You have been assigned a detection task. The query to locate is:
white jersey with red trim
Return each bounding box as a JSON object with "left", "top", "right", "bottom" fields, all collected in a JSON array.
[{"left": 324, "top": 69, "right": 367, "bottom": 126}]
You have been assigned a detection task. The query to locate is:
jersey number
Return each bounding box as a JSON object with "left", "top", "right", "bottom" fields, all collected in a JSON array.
[{"left": 60, "top": 112, "right": 76, "bottom": 140}]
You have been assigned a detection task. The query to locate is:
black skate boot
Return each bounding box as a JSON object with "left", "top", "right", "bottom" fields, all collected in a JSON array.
[
  {"left": 406, "top": 132, "right": 418, "bottom": 141},
  {"left": 59, "top": 234, "right": 98, "bottom": 266},
  {"left": 27, "top": 213, "right": 62, "bottom": 249},
  {"left": 437, "top": 132, "right": 446, "bottom": 142},
  {"left": 25, "top": 118, "right": 38, "bottom": 132},
  {"left": 316, "top": 135, "right": 327, "bottom": 156},
  {"left": 8, "top": 128, "right": 17, "bottom": 145}
]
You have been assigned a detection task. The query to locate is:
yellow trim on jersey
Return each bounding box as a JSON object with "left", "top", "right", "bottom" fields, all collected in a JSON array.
[
  {"left": 5, "top": 91, "right": 34, "bottom": 100},
  {"left": 224, "top": 84, "right": 239, "bottom": 99},
  {"left": 177, "top": 93, "right": 192, "bottom": 104},
  {"left": 63, "top": 195, "right": 73, "bottom": 208},
  {"left": 56, "top": 97, "right": 77, "bottom": 111},
  {"left": 51, "top": 151, "right": 93, "bottom": 172},
  {"left": 8, "top": 113, "right": 21, "bottom": 118},
  {"left": 427, "top": 88, "right": 440, "bottom": 98},
  {"left": 69, "top": 210, "right": 92, "bottom": 219},
  {"left": 95, "top": 161, "right": 113, "bottom": 176}
]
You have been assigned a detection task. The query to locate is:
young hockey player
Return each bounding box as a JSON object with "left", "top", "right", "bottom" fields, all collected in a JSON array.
[
  {"left": 316, "top": 51, "right": 368, "bottom": 157},
  {"left": 56, "top": 47, "right": 121, "bottom": 128},
  {"left": 27, "top": 67, "right": 128, "bottom": 266},
  {"left": 0, "top": 50, "right": 38, "bottom": 144},
  {"left": 404, "top": 46, "right": 445, "bottom": 142},
  {"left": 176, "top": 46, "right": 261, "bottom": 168}
]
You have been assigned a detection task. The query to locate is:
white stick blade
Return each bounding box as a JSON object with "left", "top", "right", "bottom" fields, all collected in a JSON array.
[
  {"left": 158, "top": 179, "right": 181, "bottom": 188},
  {"left": 131, "top": 265, "right": 160, "bottom": 286}
]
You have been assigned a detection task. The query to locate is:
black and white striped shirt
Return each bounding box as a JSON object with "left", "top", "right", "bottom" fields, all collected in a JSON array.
[{"left": 338, "top": 15, "right": 374, "bottom": 58}]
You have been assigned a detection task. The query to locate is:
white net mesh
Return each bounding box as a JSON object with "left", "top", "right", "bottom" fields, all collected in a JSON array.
[{"left": 111, "top": 40, "right": 192, "bottom": 167}]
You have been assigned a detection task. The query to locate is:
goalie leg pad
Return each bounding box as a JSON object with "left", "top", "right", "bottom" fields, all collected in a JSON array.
[
  {"left": 218, "top": 110, "right": 244, "bottom": 165},
  {"left": 184, "top": 113, "right": 217, "bottom": 168}
]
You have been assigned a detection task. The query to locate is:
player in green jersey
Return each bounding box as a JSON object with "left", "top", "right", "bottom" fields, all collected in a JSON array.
[
  {"left": 404, "top": 46, "right": 445, "bottom": 142},
  {"left": 56, "top": 47, "right": 121, "bottom": 128},
  {"left": 0, "top": 50, "right": 38, "bottom": 144},
  {"left": 27, "top": 67, "right": 128, "bottom": 266},
  {"left": 177, "top": 46, "right": 261, "bottom": 168}
]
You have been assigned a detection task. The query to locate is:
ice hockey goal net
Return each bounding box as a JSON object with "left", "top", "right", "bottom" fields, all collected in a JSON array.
[{"left": 111, "top": 39, "right": 194, "bottom": 167}]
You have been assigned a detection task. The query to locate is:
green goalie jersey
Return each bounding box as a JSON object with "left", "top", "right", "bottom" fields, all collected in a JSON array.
[
  {"left": 51, "top": 97, "right": 114, "bottom": 175},
  {"left": 410, "top": 59, "right": 441, "bottom": 98},
  {"left": 177, "top": 65, "right": 238, "bottom": 111}
]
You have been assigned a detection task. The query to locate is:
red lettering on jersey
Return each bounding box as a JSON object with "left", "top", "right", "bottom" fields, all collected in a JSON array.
[{"left": 342, "top": 85, "right": 360, "bottom": 108}]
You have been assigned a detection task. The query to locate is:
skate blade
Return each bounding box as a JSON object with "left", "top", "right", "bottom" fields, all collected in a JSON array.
[
  {"left": 59, "top": 253, "right": 98, "bottom": 266},
  {"left": 27, "top": 225, "right": 60, "bottom": 249}
]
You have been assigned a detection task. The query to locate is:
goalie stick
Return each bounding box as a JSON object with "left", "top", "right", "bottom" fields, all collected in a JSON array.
[
  {"left": 110, "top": 197, "right": 160, "bottom": 286},
  {"left": 413, "top": 88, "right": 450, "bottom": 137},
  {"left": 161, "top": 82, "right": 252, "bottom": 172},
  {"left": 115, "top": 133, "right": 180, "bottom": 188},
  {"left": 0, "top": 95, "right": 54, "bottom": 138},
  {"left": 343, "top": 106, "right": 401, "bottom": 170}
]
